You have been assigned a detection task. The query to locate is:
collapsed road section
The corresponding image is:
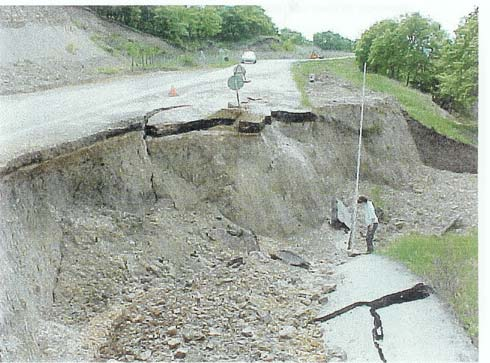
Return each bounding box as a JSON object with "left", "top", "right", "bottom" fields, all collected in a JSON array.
[{"left": 0, "top": 99, "right": 477, "bottom": 361}]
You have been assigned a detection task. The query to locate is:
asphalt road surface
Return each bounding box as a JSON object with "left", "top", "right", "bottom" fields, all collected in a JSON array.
[
  {"left": 0, "top": 59, "right": 302, "bottom": 168},
  {"left": 320, "top": 254, "right": 478, "bottom": 362}
]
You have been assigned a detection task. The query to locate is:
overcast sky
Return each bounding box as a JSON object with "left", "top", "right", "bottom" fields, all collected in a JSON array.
[{"left": 260, "top": 0, "right": 478, "bottom": 40}]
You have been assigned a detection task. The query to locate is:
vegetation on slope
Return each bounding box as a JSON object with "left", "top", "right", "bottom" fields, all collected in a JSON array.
[
  {"left": 313, "top": 31, "right": 354, "bottom": 52},
  {"left": 90, "top": 6, "right": 277, "bottom": 48},
  {"left": 355, "top": 9, "right": 478, "bottom": 116},
  {"left": 292, "top": 58, "right": 477, "bottom": 145},
  {"left": 380, "top": 231, "right": 478, "bottom": 343}
]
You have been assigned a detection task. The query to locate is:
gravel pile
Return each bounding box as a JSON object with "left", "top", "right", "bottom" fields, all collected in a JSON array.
[
  {"left": 97, "top": 250, "right": 333, "bottom": 362},
  {"left": 40, "top": 201, "right": 342, "bottom": 362}
]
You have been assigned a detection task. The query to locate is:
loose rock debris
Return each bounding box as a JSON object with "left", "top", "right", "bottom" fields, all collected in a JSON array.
[
  {"left": 96, "top": 252, "right": 329, "bottom": 362},
  {"left": 46, "top": 205, "right": 339, "bottom": 362},
  {"left": 270, "top": 250, "right": 312, "bottom": 269}
]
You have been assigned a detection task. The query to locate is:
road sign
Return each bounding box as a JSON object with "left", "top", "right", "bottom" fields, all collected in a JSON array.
[
  {"left": 233, "top": 64, "right": 246, "bottom": 77},
  {"left": 227, "top": 75, "right": 244, "bottom": 91}
]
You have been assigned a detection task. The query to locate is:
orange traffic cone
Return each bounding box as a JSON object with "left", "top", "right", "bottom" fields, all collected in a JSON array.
[{"left": 168, "top": 85, "right": 178, "bottom": 97}]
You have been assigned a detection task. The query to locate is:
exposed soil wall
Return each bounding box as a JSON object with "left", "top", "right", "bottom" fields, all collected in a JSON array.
[
  {"left": 0, "top": 132, "right": 154, "bottom": 360},
  {"left": 0, "top": 100, "right": 425, "bottom": 360},
  {"left": 405, "top": 114, "right": 477, "bottom": 174}
]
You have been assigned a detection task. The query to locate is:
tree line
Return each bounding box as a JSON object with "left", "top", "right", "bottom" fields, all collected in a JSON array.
[
  {"left": 313, "top": 31, "right": 353, "bottom": 52},
  {"left": 355, "top": 9, "right": 478, "bottom": 115},
  {"left": 90, "top": 6, "right": 277, "bottom": 47},
  {"left": 91, "top": 6, "right": 356, "bottom": 52}
]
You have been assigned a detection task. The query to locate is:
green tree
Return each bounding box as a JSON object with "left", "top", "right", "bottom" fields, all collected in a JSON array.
[
  {"left": 397, "top": 13, "right": 446, "bottom": 90},
  {"left": 435, "top": 8, "right": 478, "bottom": 114},
  {"left": 186, "top": 6, "right": 222, "bottom": 40},
  {"left": 356, "top": 13, "right": 446, "bottom": 93},
  {"left": 356, "top": 20, "right": 393, "bottom": 71},
  {"left": 217, "top": 6, "right": 277, "bottom": 41},
  {"left": 280, "top": 28, "right": 308, "bottom": 45},
  {"left": 153, "top": 6, "right": 190, "bottom": 46},
  {"left": 356, "top": 19, "right": 401, "bottom": 76},
  {"left": 92, "top": 5, "right": 278, "bottom": 46},
  {"left": 313, "top": 31, "right": 353, "bottom": 51},
  {"left": 139, "top": 6, "right": 156, "bottom": 33}
]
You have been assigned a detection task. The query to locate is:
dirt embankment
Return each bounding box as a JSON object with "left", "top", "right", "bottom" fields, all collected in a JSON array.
[
  {"left": 0, "top": 99, "right": 436, "bottom": 361},
  {"left": 404, "top": 112, "right": 477, "bottom": 174},
  {"left": 0, "top": 6, "right": 175, "bottom": 95}
]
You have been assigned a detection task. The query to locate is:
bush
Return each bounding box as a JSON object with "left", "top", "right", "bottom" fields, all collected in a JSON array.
[
  {"left": 179, "top": 54, "right": 198, "bottom": 67},
  {"left": 65, "top": 43, "right": 78, "bottom": 55}
]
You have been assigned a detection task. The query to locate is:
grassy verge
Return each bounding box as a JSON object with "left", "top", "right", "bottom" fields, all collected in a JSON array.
[
  {"left": 96, "top": 66, "right": 123, "bottom": 75},
  {"left": 291, "top": 58, "right": 477, "bottom": 145},
  {"left": 91, "top": 32, "right": 238, "bottom": 73},
  {"left": 379, "top": 230, "right": 478, "bottom": 342}
]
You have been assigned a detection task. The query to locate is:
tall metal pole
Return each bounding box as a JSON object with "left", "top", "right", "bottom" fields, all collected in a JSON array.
[
  {"left": 234, "top": 77, "right": 241, "bottom": 108},
  {"left": 347, "top": 62, "right": 367, "bottom": 251}
]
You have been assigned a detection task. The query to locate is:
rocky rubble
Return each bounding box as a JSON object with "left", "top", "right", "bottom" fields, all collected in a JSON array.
[
  {"left": 97, "top": 250, "right": 331, "bottom": 362},
  {"left": 42, "top": 200, "right": 340, "bottom": 362},
  {"left": 27, "top": 153, "right": 478, "bottom": 363}
]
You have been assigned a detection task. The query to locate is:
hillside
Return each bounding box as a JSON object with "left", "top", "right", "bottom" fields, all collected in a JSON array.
[
  {"left": 0, "top": 6, "right": 336, "bottom": 95},
  {"left": 0, "top": 6, "right": 177, "bottom": 94}
]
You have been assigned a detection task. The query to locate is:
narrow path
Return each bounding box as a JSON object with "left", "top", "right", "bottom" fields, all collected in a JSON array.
[{"left": 321, "top": 254, "right": 477, "bottom": 362}]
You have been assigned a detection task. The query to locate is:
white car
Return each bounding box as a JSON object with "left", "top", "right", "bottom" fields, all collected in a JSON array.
[{"left": 241, "top": 51, "right": 257, "bottom": 64}]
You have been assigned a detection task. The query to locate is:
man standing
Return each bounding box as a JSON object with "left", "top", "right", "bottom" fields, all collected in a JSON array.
[{"left": 357, "top": 196, "right": 378, "bottom": 253}]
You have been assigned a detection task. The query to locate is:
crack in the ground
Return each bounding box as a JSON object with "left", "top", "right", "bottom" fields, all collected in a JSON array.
[
  {"left": 145, "top": 117, "right": 236, "bottom": 137},
  {"left": 0, "top": 106, "right": 333, "bottom": 179},
  {"left": 313, "top": 283, "right": 433, "bottom": 362},
  {"left": 149, "top": 172, "right": 158, "bottom": 202},
  {"left": 370, "top": 307, "right": 386, "bottom": 362}
]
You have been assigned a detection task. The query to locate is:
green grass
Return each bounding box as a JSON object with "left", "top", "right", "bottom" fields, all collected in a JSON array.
[
  {"left": 65, "top": 43, "right": 78, "bottom": 55},
  {"left": 96, "top": 66, "right": 122, "bottom": 75},
  {"left": 380, "top": 230, "right": 478, "bottom": 340},
  {"left": 370, "top": 185, "right": 386, "bottom": 210},
  {"left": 292, "top": 58, "right": 477, "bottom": 145},
  {"left": 292, "top": 61, "right": 317, "bottom": 107}
]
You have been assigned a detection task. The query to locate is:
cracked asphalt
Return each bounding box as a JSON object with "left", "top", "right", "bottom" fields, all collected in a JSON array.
[
  {"left": 0, "top": 55, "right": 479, "bottom": 361},
  {"left": 320, "top": 254, "right": 478, "bottom": 362},
  {"left": 0, "top": 59, "right": 302, "bottom": 168}
]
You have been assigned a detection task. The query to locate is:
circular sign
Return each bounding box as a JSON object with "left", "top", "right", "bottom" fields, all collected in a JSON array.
[
  {"left": 227, "top": 75, "right": 244, "bottom": 90},
  {"left": 233, "top": 64, "right": 246, "bottom": 77}
]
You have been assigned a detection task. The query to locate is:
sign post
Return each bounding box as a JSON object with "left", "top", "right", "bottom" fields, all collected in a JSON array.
[
  {"left": 233, "top": 64, "right": 247, "bottom": 81},
  {"left": 227, "top": 74, "right": 245, "bottom": 108}
]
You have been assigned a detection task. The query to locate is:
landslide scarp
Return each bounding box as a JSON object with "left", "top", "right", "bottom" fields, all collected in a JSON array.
[{"left": 1, "top": 100, "right": 471, "bottom": 360}]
